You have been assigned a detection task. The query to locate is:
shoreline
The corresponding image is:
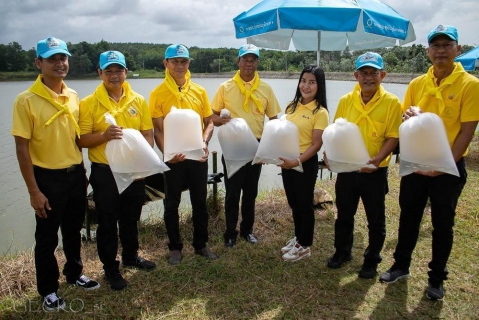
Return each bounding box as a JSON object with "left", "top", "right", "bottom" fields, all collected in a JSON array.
[
  {"left": 0, "top": 71, "right": 422, "bottom": 84},
  {"left": 196, "top": 71, "right": 421, "bottom": 84}
]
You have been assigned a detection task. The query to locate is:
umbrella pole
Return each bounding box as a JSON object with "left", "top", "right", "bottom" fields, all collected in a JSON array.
[{"left": 317, "top": 31, "right": 321, "bottom": 66}]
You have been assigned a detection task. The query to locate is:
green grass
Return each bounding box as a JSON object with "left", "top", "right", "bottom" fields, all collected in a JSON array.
[{"left": 1, "top": 138, "right": 479, "bottom": 319}]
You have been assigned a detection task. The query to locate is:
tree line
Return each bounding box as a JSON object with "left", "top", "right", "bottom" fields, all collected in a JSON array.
[{"left": 0, "top": 40, "right": 476, "bottom": 76}]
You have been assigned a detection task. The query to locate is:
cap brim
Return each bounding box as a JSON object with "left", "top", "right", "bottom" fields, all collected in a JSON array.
[
  {"left": 100, "top": 62, "right": 127, "bottom": 70},
  {"left": 428, "top": 33, "right": 457, "bottom": 43},
  {"left": 166, "top": 56, "right": 193, "bottom": 60},
  {"left": 39, "top": 49, "right": 71, "bottom": 58},
  {"left": 356, "top": 63, "right": 382, "bottom": 70}
]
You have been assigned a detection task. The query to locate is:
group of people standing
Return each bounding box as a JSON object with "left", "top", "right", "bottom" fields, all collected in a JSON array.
[{"left": 11, "top": 23, "right": 479, "bottom": 311}]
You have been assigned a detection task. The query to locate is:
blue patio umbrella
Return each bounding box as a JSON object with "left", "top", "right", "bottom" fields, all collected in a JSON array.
[
  {"left": 233, "top": 0, "right": 416, "bottom": 65},
  {"left": 454, "top": 47, "right": 479, "bottom": 71}
]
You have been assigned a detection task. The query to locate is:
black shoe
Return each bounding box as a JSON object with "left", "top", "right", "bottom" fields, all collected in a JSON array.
[
  {"left": 122, "top": 256, "right": 156, "bottom": 271},
  {"left": 327, "top": 252, "right": 353, "bottom": 269},
  {"left": 241, "top": 234, "right": 258, "bottom": 244},
  {"left": 68, "top": 274, "right": 100, "bottom": 290},
  {"left": 426, "top": 280, "right": 445, "bottom": 300},
  {"left": 358, "top": 264, "right": 378, "bottom": 279},
  {"left": 104, "top": 272, "right": 127, "bottom": 291},
  {"left": 225, "top": 238, "right": 236, "bottom": 248},
  {"left": 194, "top": 247, "right": 219, "bottom": 260},
  {"left": 169, "top": 250, "right": 182, "bottom": 265},
  {"left": 379, "top": 267, "right": 410, "bottom": 283}
]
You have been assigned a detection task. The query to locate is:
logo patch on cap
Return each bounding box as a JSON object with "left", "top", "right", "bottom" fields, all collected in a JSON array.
[
  {"left": 435, "top": 25, "right": 448, "bottom": 32},
  {"left": 47, "top": 37, "right": 61, "bottom": 49},
  {"left": 359, "top": 52, "right": 378, "bottom": 63},
  {"left": 176, "top": 46, "right": 186, "bottom": 56},
  {"left": 107, "top": 51, "right": 119, "bottom": 61}
]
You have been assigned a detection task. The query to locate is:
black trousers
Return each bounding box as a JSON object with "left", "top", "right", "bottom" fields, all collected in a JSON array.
[
  {"left": 163, "top": 160, "right": 209, "bottom": 251},
  {"left": 393, "top": 159, "right": 467, "bottom": 282},
  {"left": 33, "top": 164, "right": 86, "bottom": 297},
  {"left": 334, "top": 168, "right": 388, "bottom": 265},
  {"left": 90, "top": 163, "right": 145, "bottom": 274},
  {"left": 222, "top": 156, "right": 262, "bottom": 240},
  {"left": 281, "top": 154, "right": 318, "bottom": 247}
]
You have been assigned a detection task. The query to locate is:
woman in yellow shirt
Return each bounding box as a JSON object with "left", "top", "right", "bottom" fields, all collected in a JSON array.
[{"left": 278, "top": 65, "right": 329, "bottom": 262}]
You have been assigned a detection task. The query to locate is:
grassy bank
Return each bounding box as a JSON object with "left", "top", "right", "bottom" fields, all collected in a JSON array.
[{"left": 1, "top": 138, "right": 479, "bottom": 319}]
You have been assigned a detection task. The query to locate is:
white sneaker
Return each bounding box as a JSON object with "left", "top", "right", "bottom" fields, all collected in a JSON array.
[
  {"left": 280, "top": 237, "right": 297, "bottom": 254},
  {"left": 282, "top": 243, "right": 311, "bottom": 262},
  {"left": 43, "top": 292, "right": 66, "bottom": 311}
]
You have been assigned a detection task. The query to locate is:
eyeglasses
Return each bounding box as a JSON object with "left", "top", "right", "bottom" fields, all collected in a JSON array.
[
  {"left": 429, "top": 42, "right": 456, "bottom": 51},
  {"left": 358, "top": 71, "right": 380, "bottom": 78}
]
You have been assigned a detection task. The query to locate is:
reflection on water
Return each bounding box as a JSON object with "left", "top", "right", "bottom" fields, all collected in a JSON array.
[{"left": 0, "top": 78, "right": 407, "bottom": 253}]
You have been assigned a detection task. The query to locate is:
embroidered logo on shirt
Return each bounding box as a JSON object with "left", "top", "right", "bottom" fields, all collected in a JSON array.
[
  {"left": 128, "top": 106, "right": 138, "bottom": 117},
  {"left": 449, "top": 94, "right": 455, "bottom": 100},
  {"left": 302, "top": 114, "right": 310, "bottom": 119}
]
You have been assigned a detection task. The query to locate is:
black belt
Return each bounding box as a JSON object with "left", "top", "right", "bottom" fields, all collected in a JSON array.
[
  {"left": 91, "top": 162, "right": 110, "bottom": 168},
  {"left": 34, "top": 164, "right": 81, "bottom": 173}
]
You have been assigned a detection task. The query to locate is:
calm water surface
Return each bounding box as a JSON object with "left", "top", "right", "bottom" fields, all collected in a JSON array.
[{"left": 0, "top": 77, "right": 407, "bottom": 253}]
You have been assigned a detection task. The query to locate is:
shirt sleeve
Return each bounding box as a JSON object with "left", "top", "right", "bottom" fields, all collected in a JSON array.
[
  {"left": 139, "top": 97, "right": 153, "bottom": 130},
  {"left": 79, "top": 98, "right": 94, "bottom": 135},
  {"left": 265, "top": 86, "right": 281, "bottom": 118},
  {"left": 211, "top": 85, "right": 225, "bottom": 113},
  {"left": 11, "top": 95, "right": 33, "bottom": 139}
]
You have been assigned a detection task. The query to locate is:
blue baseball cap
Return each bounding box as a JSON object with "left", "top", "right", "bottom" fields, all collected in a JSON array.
[
  {"left": 427, "top": 24, "right": 458, "bottom": 43},
  {"left": 99, "top": 51, "right": 126, "bottom": 70},
  {"left": 238, "top": 44, "right": 260, "bottom": 58},
  {"left": 355, "top": 52, "right": 384, "bottom": 70},
  {"left": 165, "top": 44, "right": 193, "bottom": 60},
  {"left": 36, "top": 37, "right": 71, "bottom": 58}
]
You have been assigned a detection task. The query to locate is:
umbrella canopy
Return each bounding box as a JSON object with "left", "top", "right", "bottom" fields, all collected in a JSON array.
[
  {"left": 454, "top": 47, "right": 479, "bottom": 71},
  {"left": 233, "top": 0, "right": 416, "bottom": 65}
]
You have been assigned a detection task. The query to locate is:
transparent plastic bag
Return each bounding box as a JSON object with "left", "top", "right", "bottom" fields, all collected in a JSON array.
[
  {"left": 322, "top": 118, "right": 376, "bottom": 173},
  {"left": 399, "top": 109, "right": 458, "bottom": 177},
  {"left": 163, "top": 107, "right": 205, "bottom": 162},
  {"left": 104, "top": 113, "right": 170, "bottom": 194},
  {"left": 218, "top": 115, "right": 259, "bottom": 178},
  {"left": 252, "top": 115, "right": 302, "bottom": 172}
]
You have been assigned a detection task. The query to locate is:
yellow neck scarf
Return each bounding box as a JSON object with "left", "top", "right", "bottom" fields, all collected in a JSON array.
[
  {"left": 28, "top": 75, "right": 80, "bottom": 137},
  {"left": 418, "top": 63, "right": 464, "bottom": 114},
  {"left": 352, "top": 84, "right": 386, "bottom": 137},
  {"left": 94, "top": 81, "right": 135, "bottom": 118},
  {"left": 164, "top": 69, "right": 191, "bottom": 109},
  {"left": 233, "top": 71, "right": 263, "bottom": 113}
]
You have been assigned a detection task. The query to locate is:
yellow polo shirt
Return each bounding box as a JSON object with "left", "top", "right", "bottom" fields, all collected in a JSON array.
[
  {"left": 211, "top": 77, "right": 281, "bottom": 139},
  {"left": 149, "top": 81, "right": 212, "bottom": 126},
  {"left": 11, "top": 75, "right": 82, "bottom": 169},
  {"left": 79, "top": 81, "right": 153, "bottom": 164},
  {"left": 403, "top": 63, "right": 479, "bottom": 154},
  {"left": 285, "top": 100, "right": 329, "bottom": 153},
  {"left": 334, "top": 84, "right": 402, "bottom": 167}
]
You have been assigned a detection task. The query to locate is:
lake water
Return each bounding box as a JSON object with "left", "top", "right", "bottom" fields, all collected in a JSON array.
[{"left": 0, "top": 77, "right": 408, "bottom": 254}]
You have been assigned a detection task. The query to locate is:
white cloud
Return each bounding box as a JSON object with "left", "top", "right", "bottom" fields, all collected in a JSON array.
[{"left": 0, "top": 0, "right": 477, "bottom": 51}]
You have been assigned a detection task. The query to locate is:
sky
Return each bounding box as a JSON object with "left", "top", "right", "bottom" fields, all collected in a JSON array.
[{"left": 1, "top": 0, "right": 478, "bottom": 52}]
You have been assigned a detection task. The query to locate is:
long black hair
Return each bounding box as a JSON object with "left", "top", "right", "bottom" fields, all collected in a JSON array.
[{"left": 285, "top": 65, "right": 328, "bottom": 115}]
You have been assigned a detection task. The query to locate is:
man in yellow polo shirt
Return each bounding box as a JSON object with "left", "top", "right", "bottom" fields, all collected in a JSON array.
[
  {"left": 325, "top": 52, "right": 402, "bottom": 279},
  {"left": 149, "top": 44, "right": 217, "bottom": 265},
  {"left": 211, "top": 44, "right": 281, "bottom": 248},
  {"left": 380, "top": 25, "right": 479, "bottom": 301},
  {"left": 78, "top": 51, "right": 156, "bottom": 291},
  {"left": 11, "top": 37, "right": 99, "bottom": 311}
]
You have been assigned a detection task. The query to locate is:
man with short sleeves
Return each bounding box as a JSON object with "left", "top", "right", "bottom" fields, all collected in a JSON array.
[
  {"left": 78, "top": 51, "right": 156, "bottom": 291},
  {"left": 380, "top": 25, "right": 479, "bottom": 301},
  {"left": 149, "top": 44, "right": 217, "bottom": 265},
  {"left": 211, "top": 44, "right": 281, "bottom": 248},
  {"left": 11, "top": 37, "right": 99, "bottom": 311},
  {"left": 325, "top": 52, "right": 402, "bottom": 279}
]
